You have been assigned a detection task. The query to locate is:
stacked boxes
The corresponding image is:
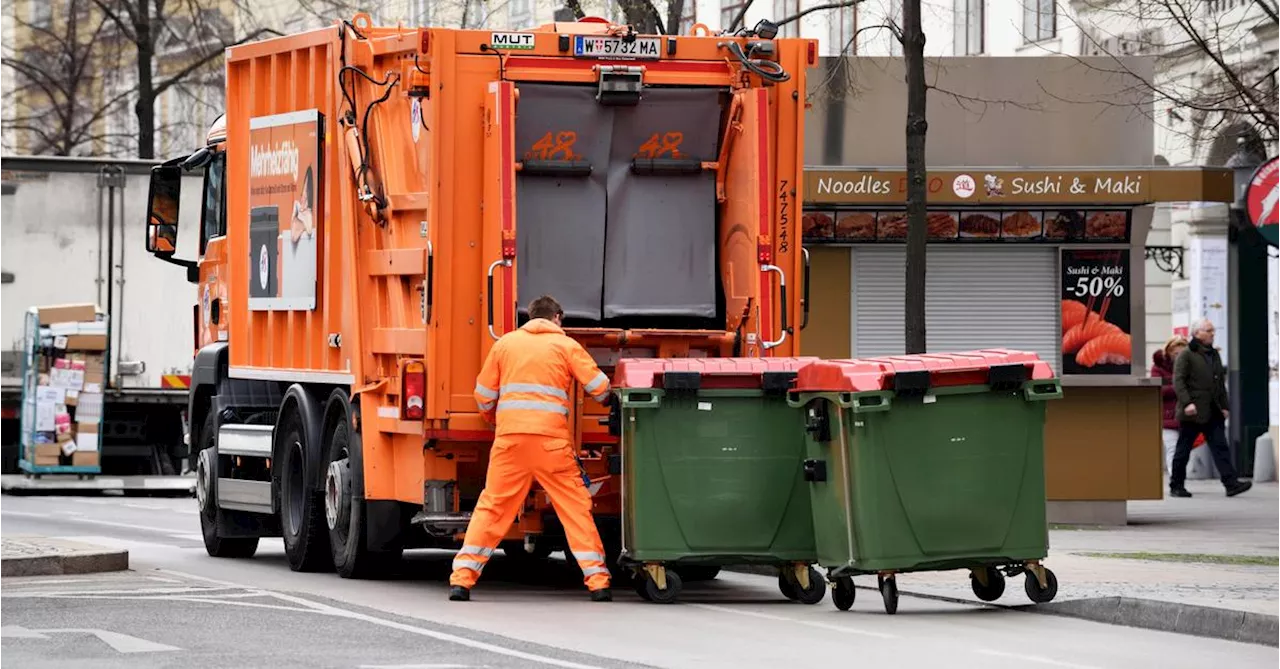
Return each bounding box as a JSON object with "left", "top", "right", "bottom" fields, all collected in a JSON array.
[{"left": 28, "top": 303, "right": 106, "bottom": 469}]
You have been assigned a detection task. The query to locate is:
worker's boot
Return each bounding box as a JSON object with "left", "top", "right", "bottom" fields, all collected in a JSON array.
[
  {"left": 449, "top": 586, "right": 471, "bottom": 602},
  {"left": 590, "top": 588, "right": 612, "bottom": 602}
]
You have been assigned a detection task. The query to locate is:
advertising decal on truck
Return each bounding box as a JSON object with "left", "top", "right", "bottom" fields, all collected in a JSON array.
[{"left": 247, "top": 109, "right": 324, "bottom": 312}]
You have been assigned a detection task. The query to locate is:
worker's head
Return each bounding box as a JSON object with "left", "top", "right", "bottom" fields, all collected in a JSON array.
[
  {"left": 528, "top": 295, "right": 564, "bottom": 325},
  {"left": 1190, "top": 319, "right": 1215, "bottom": 347}
]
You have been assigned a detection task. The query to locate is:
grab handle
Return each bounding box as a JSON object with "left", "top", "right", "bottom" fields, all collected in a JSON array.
[
  {"left": 800, "top": 247, "right": 810, "bottom": 330},
  {"left": 760, "top": 264, "right": 788, "bottom": 350},
  {"left": 486, "top": 259, "right": 511, "bottom": 340}
]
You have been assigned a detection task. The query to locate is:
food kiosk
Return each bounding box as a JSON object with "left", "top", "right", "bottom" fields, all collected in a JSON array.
[{"left": 799, "top": 166, "right": 1234, "bottom": 524}]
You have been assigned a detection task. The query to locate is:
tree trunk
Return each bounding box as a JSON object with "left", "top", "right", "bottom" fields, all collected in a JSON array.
[
  {"left": 135, "top": 1, "right": 155, "bottom": 159},
  {"left": 902, "top": 0, "right": 927, "bottom": 354},
  {"left": 666, "top": 0, "right": 685, "bottom": 35}
]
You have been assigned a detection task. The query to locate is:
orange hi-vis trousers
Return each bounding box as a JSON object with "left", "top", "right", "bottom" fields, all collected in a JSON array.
[{"left": 449, "top": 434, "right": 611, "bottom": 591}]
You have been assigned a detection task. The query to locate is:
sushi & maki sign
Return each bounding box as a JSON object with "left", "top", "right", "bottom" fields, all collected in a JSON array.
[{"left": 1061, "top": 249, "right": 1132, "bottom": 375}]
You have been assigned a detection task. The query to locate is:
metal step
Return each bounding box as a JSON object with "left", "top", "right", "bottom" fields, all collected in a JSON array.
[
  {"left": 410, "top": 511, "right": 472, "bottom": 536},
  {"left": 217, "top": 424, "right": 272, "bottom": 458},
  {"left": 1, "top": 474, "right": 195, "bottom": 496}
]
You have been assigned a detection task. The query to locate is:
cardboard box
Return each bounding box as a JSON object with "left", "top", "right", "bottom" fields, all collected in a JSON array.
[
  {"left": 72, "top": 451, "right": 99, "bottom": 467},
  {"left": 75, "top": 431, "right": 99, "bottom": 452},
  {"left": 63, "top": 334, "right": 107, "bottom": 351},
  {"left": 34, "top": 455, "right": 61, "bottom": 466},
  {"left": 75, "top": 392, "right": 104, "bottom": 418},
  {"left": 34, "top": 443, "right": 62, "bottom": 459},
  {"left": 77, "top": 421, "right": 98, "bottom": 434},
  {"left": 50, "top": 359, "right": 86, "bottom": 390},
  {"left": 61, "top": 440, "right": 77, "bottom": 456},
  {"left": 38, "top": 304, "right": 97, "bottom": 326}
]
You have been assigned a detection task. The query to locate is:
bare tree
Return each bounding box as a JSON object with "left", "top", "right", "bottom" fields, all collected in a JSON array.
[
  {"left": 1052, "top": 0, "right": 1277, "bottom": 156},
  {"left": 2, "top": 0, "right": 126, "bottom": 155},
  {"left": 902, "top": 0, "right": 927, "bottom": 354},
  {"left": 89, "top": 0, "right": 282, "bottom": 158}
]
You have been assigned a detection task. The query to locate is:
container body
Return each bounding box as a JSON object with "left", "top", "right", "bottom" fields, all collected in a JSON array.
[
  {"left": 800, "top": 380, "right": 1060, "bottom": 575},
  {"left": 621, "top": 387, "right": 816, "bottom": 565}
]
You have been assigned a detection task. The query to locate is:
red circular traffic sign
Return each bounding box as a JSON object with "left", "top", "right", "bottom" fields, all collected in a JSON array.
[{"left": 1246, "top": 157, "right": 1278, "bottom": 247}]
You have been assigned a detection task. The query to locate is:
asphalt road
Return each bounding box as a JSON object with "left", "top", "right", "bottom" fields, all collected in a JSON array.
[{"left": 3, "top": 494, "right": 1277, "bottom": 669}]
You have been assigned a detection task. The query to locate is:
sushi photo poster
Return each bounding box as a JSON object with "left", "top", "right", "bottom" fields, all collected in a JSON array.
[{"left": 1061, "top": 248, "right": 1132, "bottom": 375}]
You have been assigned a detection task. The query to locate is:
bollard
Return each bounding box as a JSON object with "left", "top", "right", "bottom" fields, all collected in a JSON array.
[{"left": 1252, "top": 433, "right": 1276, "bottom": 483}]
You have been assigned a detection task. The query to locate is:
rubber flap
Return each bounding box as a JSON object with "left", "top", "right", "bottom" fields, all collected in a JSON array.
[
  {"left": 793, "top": 349, "right": 1056, "bottom": 393},
  {"left": 514, "top": 84, "right": 611, "bottom": 320}
]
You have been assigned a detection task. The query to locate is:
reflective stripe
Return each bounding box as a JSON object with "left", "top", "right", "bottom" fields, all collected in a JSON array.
[
  {"left": 582, "top": 565, "right": 610, "bottom": 578},
  {"left": 573, "top": 551, "right": 605, "bottom": 564},
  {"left": 458, "top": 545, "right": 494, "bottom": 557},
  {"left": 590, "top": 390, "right": 610, "bottom": 404},
  {"left": 496, "top": 399, "right": 569, "bottom": 415},
  {"left": 477, "top": 400, "right": 495, "bottom": 411},
  {"left": 584, "top": 372, "right": 609, "bottom": 394},
  {"left": 475, "top": 383, "right": 499, "bottom": 400},
  {"left": 500, "top": 383, "right": 568, "bottom": 400},
  {"left": 452, "top": 558, "right": 486, "bottom": 573}
]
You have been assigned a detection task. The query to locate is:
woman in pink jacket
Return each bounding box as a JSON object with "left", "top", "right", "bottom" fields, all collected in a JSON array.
[{"left": 1151, "top": 336, "right": 1187, "bottom": 474}]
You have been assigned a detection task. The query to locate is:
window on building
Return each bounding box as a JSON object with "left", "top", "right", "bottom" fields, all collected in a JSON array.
[
  {"left": 888, "top": 0, "right": 903, "bottom": 56},
  {"left": 679, "top": 0, "right": 697, "bottom": 35},
  {"left": 463, "top": 0, "right": 486, "bottom": 28},
  {"left": 721, "top": 0, "right": 748, "bottom": 32},
  {"left": 1022, "top": 0, "right": 1056, "bottom": 43},
  {"left": 953, "top": 0, "right": 983, "bottom": 55},
  {"left": 509, "top": 0, "right": 533, "bottom": 28},
  {"left": 411, "top": 0, "right": 432, "bottom": 24},
  {"left": 773, "top": 0, "right": 799, "bottom": 38},
  {"left": 827, "top": 4, "right": 856, "bottom": 56}
]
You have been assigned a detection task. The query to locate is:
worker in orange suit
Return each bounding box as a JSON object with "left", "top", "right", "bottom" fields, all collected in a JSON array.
[{"left": 449, "top": 295, "right": 614, "bottom": 602}]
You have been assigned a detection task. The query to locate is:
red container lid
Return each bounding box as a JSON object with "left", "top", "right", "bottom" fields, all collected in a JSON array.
[
  {"left": 793, "top": 349, "right": 1055, "bottom": 394},
  {"left": 613, "top": 356, "right": 822, "bottom": 391}
]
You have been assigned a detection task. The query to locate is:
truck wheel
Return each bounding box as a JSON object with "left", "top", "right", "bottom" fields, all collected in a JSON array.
[
  {"left": 326, "top": 416, "right": 400, "bottom": 578},
  {"left": 197, "top": 413, "right": 258, "bottom": 559},
  {"left": 279, "top": 409, "right": 333, "bottom": 572}
]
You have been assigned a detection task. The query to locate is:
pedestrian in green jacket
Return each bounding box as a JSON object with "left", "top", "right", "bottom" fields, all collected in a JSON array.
[{"left": 1170, "top": 319, "right": 1252, "bottom": 498}]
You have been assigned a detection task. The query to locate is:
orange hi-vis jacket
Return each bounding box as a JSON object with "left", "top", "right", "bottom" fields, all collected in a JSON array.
[{"left": 473, "top": 318, "right": 612, "bottom": 439}]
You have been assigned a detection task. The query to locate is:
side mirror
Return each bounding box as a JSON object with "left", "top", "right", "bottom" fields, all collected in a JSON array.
[{"left": 146, "top": 164, "right": 182, "bottom": 255}]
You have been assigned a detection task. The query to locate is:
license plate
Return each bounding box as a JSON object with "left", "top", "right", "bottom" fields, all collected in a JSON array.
[{"left": 572, "top": 35, "right": 661, "bottom": 60}]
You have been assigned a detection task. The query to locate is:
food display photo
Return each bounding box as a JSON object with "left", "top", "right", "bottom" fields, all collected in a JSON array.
[
  {"left": 1001, "top": 210, "right": 1043, "bottom": 240},
  {"left": 958, "top": 211, "right": 1001, "bottom": 239},
  {"left": 1060, "top": 248, "right": 1132, "bottom": 375},
  {"left": 834, "top": 212, "right": 877, "bottom": 241},
  {"left": 802, "top": 211, "right": 834, "bottom": 240}
]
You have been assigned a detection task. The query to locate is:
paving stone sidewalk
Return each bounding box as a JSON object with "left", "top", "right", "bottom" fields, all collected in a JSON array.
[
  {"left": 1, "top": 536, "right": 129, "bottom": 577},
  {"left": 882, "top": 479, "right": 1279, "bottom": 645}
]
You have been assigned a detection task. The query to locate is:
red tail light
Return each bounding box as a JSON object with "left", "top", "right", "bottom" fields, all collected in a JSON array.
[
  {"left": 402, "top": 361, "right": 426, "bottom": 420},
  {"left": 807, "top": 41, "right": 817, "bottom": 66}
]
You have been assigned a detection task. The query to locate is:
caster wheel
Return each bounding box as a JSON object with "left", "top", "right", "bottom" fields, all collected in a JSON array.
[
  {"left": 832, "top": 577, "right": 856, "bottom": 611},
  {"left": 1024, "top": 567, "right": 1058, "bottom": 604},
  {"left": 970, "top": 567, "right": 1006, "bottom": 602},
  {"left": 642, "top": 570, "right": 682, "bottom": 604},
  {"left": 778, "top": 571, "right": 799, "bottom": 600},
  {"left": 794, "top": 567, "right": 826, "bottom": 605},
  {"left": 633, "top": 574, "right": 653, "bottom": 602},
  {"left": 878, "top": 576, "right": 899, "bottom": 615}
]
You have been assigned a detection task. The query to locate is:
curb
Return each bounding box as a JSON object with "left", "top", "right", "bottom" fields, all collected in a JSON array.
[
  {"left": 1, "top": 549, "right": 129, "bottom": 577},
  {"left": 724, "top": 566, "right": 1278, "bottom": 647}
]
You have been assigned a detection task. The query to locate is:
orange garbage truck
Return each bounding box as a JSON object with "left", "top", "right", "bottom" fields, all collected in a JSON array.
[{"left": 141, "top": 13, "right": 815, "bottom": 580}]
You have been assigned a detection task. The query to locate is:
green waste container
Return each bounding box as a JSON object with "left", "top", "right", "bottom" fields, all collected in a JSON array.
[
  {"left": 614, "top": 357, "right": 824, "bottom": 604},
  {"left": 789, "top": 349, "right": 1063, "bottom": 614}
]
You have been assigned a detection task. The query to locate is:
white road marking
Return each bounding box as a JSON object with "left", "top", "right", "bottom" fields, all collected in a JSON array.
[
  {"left": 360, "top": 665, "right": 473, "bottom": 668},
  {"left": 975, "top": 648, "right": 1103, "bottom": 669},
  {"left": 4, "top": 510, "right": 194, "bottom": 540},
  {"left": 688, "top": 603, "right": 900, "bottom": 639},
  {"left": 1, "top": 626, "right": 179, "bottom": 653},
  {"left": 5, "top": 577, "right": 123, "bottom": 586}
]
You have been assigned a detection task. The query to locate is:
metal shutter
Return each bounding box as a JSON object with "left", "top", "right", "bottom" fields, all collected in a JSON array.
[{"left": 851, "top": 246, "right": 1060, "bottom": 370}]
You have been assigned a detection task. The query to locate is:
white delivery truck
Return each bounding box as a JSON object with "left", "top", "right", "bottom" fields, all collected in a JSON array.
[{"left": 2, "top": 156, "right": 202, "bottom": 477}]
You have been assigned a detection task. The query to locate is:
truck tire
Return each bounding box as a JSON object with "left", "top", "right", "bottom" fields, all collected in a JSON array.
[
  {"left": 197, "top": 412, "right": 258, "bottom": 559},
  {"left": 325, "top": 414, "right": 401, "bottom": 578},
  {"left": 279, "top": 407, "right": 334, "bottom": 572}
]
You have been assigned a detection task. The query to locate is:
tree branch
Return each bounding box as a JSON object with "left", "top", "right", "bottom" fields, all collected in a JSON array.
[
  {"left": 153, "top": 27, "right": 281, "bottom": 97},
  {"left": 1250, "top": 0, "right": 1279, "bottom": 24},
  {"left": 777, "top": 0, "right": 864, "bottom": 28}
]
